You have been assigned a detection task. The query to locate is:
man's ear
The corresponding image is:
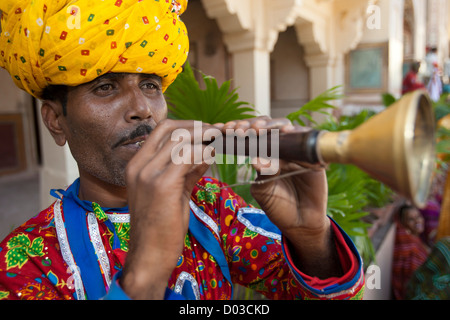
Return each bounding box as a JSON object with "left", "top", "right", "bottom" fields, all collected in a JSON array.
[{"left": 41, "top": 100, "right": 67, "bottom": 147}]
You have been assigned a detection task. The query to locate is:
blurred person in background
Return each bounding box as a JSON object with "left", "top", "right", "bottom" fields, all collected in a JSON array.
[{"left": 392, "top": 204, "right": 430, "bottom": 300}]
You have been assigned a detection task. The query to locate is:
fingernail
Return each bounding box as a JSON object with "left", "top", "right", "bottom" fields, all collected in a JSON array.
[{"left": 283, "top": 124, "right": 295, "bottom": 132}]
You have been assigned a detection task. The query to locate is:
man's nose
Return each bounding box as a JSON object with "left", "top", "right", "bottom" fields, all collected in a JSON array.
[{"left": 124, "top": 88, "right": 153, "bottom": 122}]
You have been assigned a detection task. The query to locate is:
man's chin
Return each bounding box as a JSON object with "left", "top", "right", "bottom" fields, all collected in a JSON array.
[{"left": 84, "top": 169, "right": 127, "bottom": 189}]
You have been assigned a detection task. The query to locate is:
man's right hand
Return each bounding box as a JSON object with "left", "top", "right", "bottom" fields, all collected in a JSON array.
[{"left": 120, "top": 119, "right": 213, "bottom": 300}]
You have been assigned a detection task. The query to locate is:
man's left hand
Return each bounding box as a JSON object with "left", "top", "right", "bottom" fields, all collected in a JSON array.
[{"left": 216, "top": 117, "right": 342, "bottom": 279}]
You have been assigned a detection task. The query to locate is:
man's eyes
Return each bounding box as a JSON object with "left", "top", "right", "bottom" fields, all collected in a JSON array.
[
  {"left": 92, "top": 79, "right": 161, "bottom": 96},
  {"left": 141, "top": 81, "right": 161, "bottom": 91},
  {"left": 96, "top": 84, "right": 115, "bottom": 92}
]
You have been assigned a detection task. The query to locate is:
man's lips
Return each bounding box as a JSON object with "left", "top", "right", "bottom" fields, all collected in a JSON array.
[
  {"left": 112, "top": 125, "right": 153, "bottom": 149},
  {"left": 120, "top": 135, "right": 148, "bottom": 149}
]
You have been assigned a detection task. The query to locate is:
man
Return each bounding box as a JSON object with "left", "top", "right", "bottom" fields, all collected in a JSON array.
[
  {"left": 0, "top": 0, "right": 364, "bottom": 300},
  {"left": 427, "top": 62, "right": 443, "bottom": 102},
  {"left": 402, "top": 61, "right": 425, "bottom": 95},
  {"left": 392, "top": 204, "right": 430, "bottom": 300}
]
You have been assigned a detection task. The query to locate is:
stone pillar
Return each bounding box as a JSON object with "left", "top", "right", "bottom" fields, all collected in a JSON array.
[
  {"left": 232, "top": 48, "right": 271, "bottom": 116},
  {"left": 223, "top": 29, "right": 273, "bottom": 116},
  {"left": 304, "top": 54, "right": 336, "bottom": 99}
]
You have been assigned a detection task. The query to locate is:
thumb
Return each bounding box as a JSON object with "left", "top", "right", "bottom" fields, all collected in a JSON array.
[
  {"left": 252, "top": 157, "right": 281, "bottom": 178},
  {"left": 250, "top": 157, "right": 281, "bottom": 197}
]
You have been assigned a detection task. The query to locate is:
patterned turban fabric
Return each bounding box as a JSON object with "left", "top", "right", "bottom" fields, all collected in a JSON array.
[{"left": 0, "top": 0, "right": 189, "bottom": 99}]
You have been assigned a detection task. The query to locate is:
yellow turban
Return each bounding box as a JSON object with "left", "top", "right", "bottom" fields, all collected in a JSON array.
[{"left": 0, "top": 0, "right": 189, "bottom": 99}]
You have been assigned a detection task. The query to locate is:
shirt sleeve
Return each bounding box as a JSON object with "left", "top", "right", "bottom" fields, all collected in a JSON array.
[
  {"left": 282, "top": 218, "right": 365, "bottom": 299},
  {"left": 103, "top": 271, "right": 186, "bottom": 300},
  {"left": 202, "top": 178, "right": 365, "bottom": 300},
  {"left": 102, "top": 271, "right": 131, "bottom": 300}
]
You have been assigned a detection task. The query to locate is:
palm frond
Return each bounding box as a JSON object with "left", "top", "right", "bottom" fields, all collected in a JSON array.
[
  {"left": 287, "top": 85, "right": 344, "bottom": 126},
  {"left": 165, "top": 62, "right": 255, "bottom": 124}
]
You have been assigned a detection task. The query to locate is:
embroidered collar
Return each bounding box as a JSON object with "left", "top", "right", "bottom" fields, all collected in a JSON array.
[{"left": 51, "top": 179, "right": 129, "bottom": 300}]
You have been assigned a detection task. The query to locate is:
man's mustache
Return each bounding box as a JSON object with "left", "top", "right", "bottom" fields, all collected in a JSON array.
[{"left": 112, "top": 125, "right": 153, "bottom": 149}]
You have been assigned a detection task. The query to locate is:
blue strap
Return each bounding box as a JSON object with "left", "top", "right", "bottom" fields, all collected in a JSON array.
[
  {"left": 103, "top": 271, "right": 186, "bottom": 300},
  {"left": 62, "top": 185, "right": 107, "bottom": 300},
  {"left": 188, "top": 210, "right": 233, "bottom": 299},
  {"left": 54, "top": 179, "right": 128, "bottom": 300},
  {"left": 103, "top": 219, "right": 121, "bottom": 250}
]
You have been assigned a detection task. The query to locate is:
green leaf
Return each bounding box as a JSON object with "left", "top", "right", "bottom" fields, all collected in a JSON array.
[
  {"left": 166, "top": 62, "right": 255, "bottom": 125},
  {"left": 381, "top": 93, "right": 397, "bottom": 107},
  {"left": 0, "top": 291, "right": 9, "bottom": 300},
  {"left": 437, "top": 139, "right": 450, "bottom": 154},
  {"left": 287, "top": 85, "right": 343, "bottom": 126},
  {"left": 28, "top": 237, "right": 45, "bottom": 257},
  {"left": 433, "top": 93, "right": 450, "bottom": 121},
  {"left": 5, "top": 234, "right": 44, "bottom": 270}
]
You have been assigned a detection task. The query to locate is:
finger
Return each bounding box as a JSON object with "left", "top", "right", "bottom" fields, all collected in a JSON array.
[
  {"left": 131, "top": 120, "right": 214, "bottom": 173},
  {"left": 159, "top": 144, "right": 212, "bottom": 194},
  {"left": 222, "top": 116, "right": 272, "bottom": 132},
  {"left": 184, "top": 162, "right": 211, "bottom": 194},
  {"left": 139, "top": 134, "right": 212, "bottom": 180},
  {"left": 234, "top": 120, "right": 251, "bottom": 132},
  {"left": 249, "top": 118, "right": 292, "bottom": 131},
  {"left": 280, "top": 123, "right": 296, "bottom": 133},
  {"left": 222, "top": 121, "right": 237, "bottom": 131},
  {"left": 249, "top": 158, "right": 285, "bottom": 205},
  {"left": 142, "top": 119, "right": 215, "bottom": 151},
  {"left": 251, "top": 157, "right": 282, "bottom": 178},
  {"left": 129, "top": 119, "right": 181, "bottom": 168},
  {"left": 212, "top": 123, "right": 225, "bottom": 130},
  {"left": 281, "top": 125, "right": 312, "bottom": 134}
]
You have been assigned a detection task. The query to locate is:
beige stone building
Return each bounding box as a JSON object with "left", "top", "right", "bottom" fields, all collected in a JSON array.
[{"left": 0, "top": 0, "right": 449, "bottom": 298}]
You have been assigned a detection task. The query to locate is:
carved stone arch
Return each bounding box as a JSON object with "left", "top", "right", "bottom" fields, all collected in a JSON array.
[
  {"left": 292, "top": 0, "right": 371, "bottom": 59},
  {"left": 294, "top": 17, "right": 329, "bottom": 58},
  {"left": 198, "top": 0, "right": 373, "bottom": 115},
  {"left": 200, "top": 0, "right": 252, "bottom": 38},
  {"left": 201, "top": 0, "right": 304, "bottom": 53}
]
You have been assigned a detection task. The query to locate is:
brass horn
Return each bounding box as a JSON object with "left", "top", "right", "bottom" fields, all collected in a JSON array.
[
  {"left": 315, "top": 90, "right": 436, "bottom": 208},
  {"left": 218, "top": 90, "right": 436, "bottom": 208}
]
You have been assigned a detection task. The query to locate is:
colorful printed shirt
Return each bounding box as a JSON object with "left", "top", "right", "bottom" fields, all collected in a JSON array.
[
  {"left": 392, "top": 224, "right": 429, "bottom": 300},
  {"left": 0, "top": 177, "right": 364, "bottom": 300}
]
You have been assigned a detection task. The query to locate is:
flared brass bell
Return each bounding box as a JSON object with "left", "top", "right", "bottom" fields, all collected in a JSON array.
[
  {"left": 215, "top": 90, "right": 436, "bottom": 208},
  {"left": 315, "top": 90, "right": 435, "bottom": 208}
]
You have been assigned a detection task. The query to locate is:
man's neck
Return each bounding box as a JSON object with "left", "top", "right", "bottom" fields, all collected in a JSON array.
[{"left": 77, "top": 171, "right": 128, "bottom": 208}]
